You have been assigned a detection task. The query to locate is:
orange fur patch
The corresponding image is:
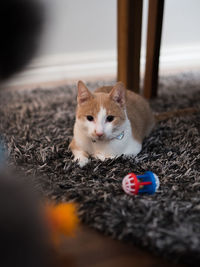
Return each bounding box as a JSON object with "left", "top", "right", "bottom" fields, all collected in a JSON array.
[{"left": 77, "top": 91, "right": 126, "bottom": 126}]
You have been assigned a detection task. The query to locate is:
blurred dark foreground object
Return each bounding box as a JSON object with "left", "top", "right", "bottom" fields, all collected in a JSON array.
[
  {"left": 0, "top": 172, "right": 53, "bottom": 267},
  {"left": 0, "top": 0, "right": 44, "bottom": 81},
  {"left": 0, "top": 1, "right": 64, "bottom": 265}
]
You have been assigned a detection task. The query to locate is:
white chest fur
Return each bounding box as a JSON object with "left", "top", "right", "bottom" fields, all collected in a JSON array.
[{"left": 74, "top": 116, "right": 142, "bottom": 161}]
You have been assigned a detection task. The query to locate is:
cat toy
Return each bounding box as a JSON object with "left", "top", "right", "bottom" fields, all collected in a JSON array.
[{"left": 122, "top": 171, "right": 160, "bottom": 195}]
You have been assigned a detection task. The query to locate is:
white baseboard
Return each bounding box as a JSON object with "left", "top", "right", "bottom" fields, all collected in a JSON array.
[
  {"left": 4, "top": 50, "right": 117, "bottom": 87},
  {"left": 4, "top": 44, "right": 200, "bottom": 87},
  {"left": 159, "top": 44, "right": 200, "bottom": 73}
]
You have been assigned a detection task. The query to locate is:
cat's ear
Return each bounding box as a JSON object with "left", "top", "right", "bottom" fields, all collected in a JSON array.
[
  {"left": 77, "top": 81, "right": 93, "bottom": 105},
  {"left": 109, "top": 82, "right": 126, "bottom": 107}
]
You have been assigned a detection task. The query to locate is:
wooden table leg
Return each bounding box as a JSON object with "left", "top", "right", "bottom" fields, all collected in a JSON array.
[
  {"left": 143, "top": 0, "right": 164, "bottom": 99},
  {"left": 117, "top": 0, "right": 143, "bottom": 93}
]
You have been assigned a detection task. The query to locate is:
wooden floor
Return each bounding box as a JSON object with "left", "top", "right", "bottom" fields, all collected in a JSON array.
[{"left": 56, "top": 225, "right": 182, "bottom": 267}]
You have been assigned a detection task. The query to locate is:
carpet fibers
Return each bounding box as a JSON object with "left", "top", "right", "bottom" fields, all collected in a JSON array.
[{"left": 0, "top": 74, "right": 200, "bottom": 265}]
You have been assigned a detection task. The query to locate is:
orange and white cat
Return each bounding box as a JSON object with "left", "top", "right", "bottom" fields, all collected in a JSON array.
[{"left": 69, "top": 81, "right": 155, "bottom": 167}]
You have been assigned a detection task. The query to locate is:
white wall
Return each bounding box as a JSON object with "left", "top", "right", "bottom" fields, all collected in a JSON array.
[
  {"left": 7, "top": 0, "right": 200, "bottom": 86},
  {"left": 160, "top": 0, "right": 200, "bottom": 47},
  {"left": 40, "top": 0, "right": 200, "bottom": 54},
  {"left": 39, "top": 0, "right": 117, "bottom": 55}
]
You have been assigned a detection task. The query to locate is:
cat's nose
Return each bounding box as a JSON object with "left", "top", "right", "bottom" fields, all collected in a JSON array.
[{"left": 95, "top": 131, "right": 104, "bottom": 137}]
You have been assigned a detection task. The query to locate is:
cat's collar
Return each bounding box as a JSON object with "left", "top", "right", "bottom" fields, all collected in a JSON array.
[{"left": 115, "top": 131, "right": 124, "bottom": 140}]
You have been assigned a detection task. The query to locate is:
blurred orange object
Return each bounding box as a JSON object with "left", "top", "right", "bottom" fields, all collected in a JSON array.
[{"left": 46, "top": 203, "right": 79, "bottom": 245}]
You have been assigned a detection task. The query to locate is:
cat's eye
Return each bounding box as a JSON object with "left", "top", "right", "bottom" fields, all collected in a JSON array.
[
  {"left": 86, "top": 115, "right": 94, "bottom": 121},
  {"left": 106, "top": 115, "right": 114, "bottom": 122}
]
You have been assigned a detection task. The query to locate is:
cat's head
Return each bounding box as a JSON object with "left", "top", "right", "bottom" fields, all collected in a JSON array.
[{"left": 75, "top": 81, "right": 127, "bottom": 142}]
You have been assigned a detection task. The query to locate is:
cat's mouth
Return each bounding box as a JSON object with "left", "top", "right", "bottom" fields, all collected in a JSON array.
[{"left": 91, "top": 136, "right": 107, "bottom": 142}]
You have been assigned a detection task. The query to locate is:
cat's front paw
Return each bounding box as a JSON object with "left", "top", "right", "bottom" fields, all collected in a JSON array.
[
  {"left": 95, "top": 153, "right": 114, "bottom": 161},
  {"left": 95, "top": 153, "right": 106, "bottom": 161},
  {"left": 76, "top": 156, "right": 89, "bottom": 167},
  {"left": 72, "top": 150, "right": 89, "bottom": 167}
]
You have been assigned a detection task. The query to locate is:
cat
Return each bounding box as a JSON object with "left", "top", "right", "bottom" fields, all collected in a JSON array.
[{"left": 69, "top": 80, "right": 155, "bottom": 167}]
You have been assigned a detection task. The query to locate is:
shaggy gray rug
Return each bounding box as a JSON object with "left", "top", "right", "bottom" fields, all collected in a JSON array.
[{"left": 0, "top": 73, "right": 200, "bottom": 266}]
